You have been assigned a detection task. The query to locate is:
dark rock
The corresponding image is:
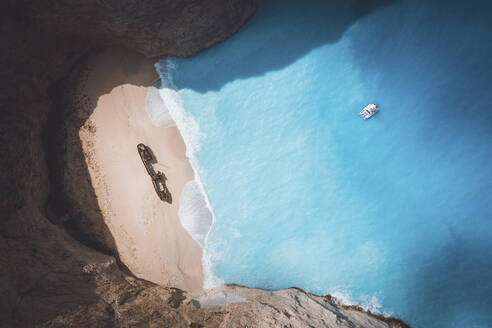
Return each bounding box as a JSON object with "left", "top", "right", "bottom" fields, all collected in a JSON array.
[
  {"left": 168, "top": 288, "right": 186, "bottom": 309},
  {"left": 0, "top": 1, "right": 255, "bottom": 326},
  {"left": 17, "top": 0, "right": 256, "bottom": 58},
  {"left": 0, "top": 0, "right": 411, "bottom": 327}
]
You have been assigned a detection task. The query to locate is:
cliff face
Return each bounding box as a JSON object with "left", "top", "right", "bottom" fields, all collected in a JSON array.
[
  {"left": 15, "top": 0, "right": 256, "bottom": 58},
  {"left": 0, "top": 1, "right": 409, "bottom": 327},
  {"left": 39, "top": 284, "right": 409, "bottom": 328}
]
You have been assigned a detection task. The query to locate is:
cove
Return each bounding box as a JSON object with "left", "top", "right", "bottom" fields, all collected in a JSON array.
[{"left": 156, "top": 0, "right": 492, "bottom": 326}]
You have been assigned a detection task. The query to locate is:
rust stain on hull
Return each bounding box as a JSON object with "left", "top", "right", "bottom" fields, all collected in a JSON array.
[{"left": 137, "top": 143, "right": 172, "bottom": 203}]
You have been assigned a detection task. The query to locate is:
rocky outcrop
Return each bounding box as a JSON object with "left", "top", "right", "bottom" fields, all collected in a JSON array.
[
  {"left": 1, "top": 1, "right": 255, "bottom": 326},
  {"left": 0, "top": 0, "right": 410, "bottom": 327},
  {"left": 13, "top": 0, "right": 256, "bottom": 58},
  {"left": 40, "top": 284, "right": 410, "bottom": 328}
]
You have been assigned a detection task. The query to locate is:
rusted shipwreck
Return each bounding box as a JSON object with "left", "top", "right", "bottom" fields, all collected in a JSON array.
[{"left": 137, "top": 143, "right": 172, "bottom": 203}]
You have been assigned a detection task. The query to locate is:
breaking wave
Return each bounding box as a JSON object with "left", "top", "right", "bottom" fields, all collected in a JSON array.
[
  {"left": 145, "top": 86, "right": 174, "bottom": 126},
  {"left": 178, "top": 180, "right": 213, "bottom": 248},
  {"left": 154, "top": 58, "right": 221, "bottom": 289},
  {"left": 329, "top": 289, "right": 388, "bottom": 316}
]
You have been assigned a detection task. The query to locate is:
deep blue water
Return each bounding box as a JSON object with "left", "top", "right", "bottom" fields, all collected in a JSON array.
[{"left": 156, "top": 0, "right": 492, "bottom": 326}]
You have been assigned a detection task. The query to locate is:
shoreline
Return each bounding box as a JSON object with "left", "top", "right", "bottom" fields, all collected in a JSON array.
[
  {"left": 2, "top": 0, "right": 417, "bottom": 324},
  {"left": 154, "top": 58, "right": 218, "bottom": 289},
  {"left": 59, "top": 47, "right": 411, "bottom": 327},
  {"left": 71, "top": 48, "right": 203, "bottom": 291}
]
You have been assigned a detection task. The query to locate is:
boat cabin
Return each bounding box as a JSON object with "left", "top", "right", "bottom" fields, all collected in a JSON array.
[{"left": 360, "top": 103, "right": 379, "bottom": 120}]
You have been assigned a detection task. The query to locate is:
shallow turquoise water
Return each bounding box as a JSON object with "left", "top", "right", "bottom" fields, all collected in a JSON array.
[{"left": 156, "top": 1, "right": 492, "bottom": 326}]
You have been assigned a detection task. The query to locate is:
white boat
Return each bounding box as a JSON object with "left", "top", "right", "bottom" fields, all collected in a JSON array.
[{"left": 360, "top": 103, "right": 379, "bottom": 120}]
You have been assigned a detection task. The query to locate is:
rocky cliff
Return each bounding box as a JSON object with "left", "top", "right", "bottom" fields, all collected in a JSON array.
[{"left": 0, "top": 1, "right": 409, "bottom": 327}]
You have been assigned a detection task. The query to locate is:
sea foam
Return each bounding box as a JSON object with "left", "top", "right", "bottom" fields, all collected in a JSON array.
[
  {"left": 146, "top": 86, "right": 174, "bottom": 126},
  {"left": 330, "top": 289, "right": 387, "bottom": 316},
  {"left": 178, "top": 180, "right": 213, "bottom": 248},
  {"left": 155, "top": 58, "right": 221, "bottom": 289},
  {"left": 150, "top": 1, "right": 492, "bottom": 325}
]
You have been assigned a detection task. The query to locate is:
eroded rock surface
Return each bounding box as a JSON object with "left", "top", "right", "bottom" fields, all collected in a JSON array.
[
  {"left": 0, "top": 0, "right": 410, "bottom": 327},
  {"left": 15, "top": 0, "right": 257, "bottom": 58},
  {"left": 41, "top": 284, "right": 409, "bottom": 328}
]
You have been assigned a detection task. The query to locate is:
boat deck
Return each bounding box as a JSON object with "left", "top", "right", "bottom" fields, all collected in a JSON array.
[{"left": 137, "top": 143, "right": 172, "bottom": 203}]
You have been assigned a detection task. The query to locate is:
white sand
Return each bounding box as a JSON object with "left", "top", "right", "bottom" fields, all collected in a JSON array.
[{"left": 78, "top": 49, "right": 203, "bottom": 291}]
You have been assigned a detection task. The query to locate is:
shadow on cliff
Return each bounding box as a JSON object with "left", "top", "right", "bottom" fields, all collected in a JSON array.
[
  {"left": 167, "top": 0, "right": 395, "bottom": 93},
  {"left": 405, "top": 233, "right": 492, "bottom": 327},
  {"left": 344, "top": 3, "right": 492, "bottom": 326},
  {"left": 43, "top": 48, "right": 154, "bottom": 276}
]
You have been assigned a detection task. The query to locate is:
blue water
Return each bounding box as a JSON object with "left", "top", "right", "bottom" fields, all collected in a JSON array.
[{"left": 157, "top": 0, "right": 492, "bottom": 326}]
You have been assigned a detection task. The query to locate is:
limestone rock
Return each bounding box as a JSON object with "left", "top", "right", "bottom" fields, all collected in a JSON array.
[
  {"left": 0, "top": 1, "right": 410, "bottom": 327},
  {"left": 16, "top": 0, "right": 256, "bottom": 58}
]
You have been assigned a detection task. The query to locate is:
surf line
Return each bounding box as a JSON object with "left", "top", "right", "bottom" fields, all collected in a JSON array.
[{"left": 154, "top": 58, "right": 222, "bottom": 289}]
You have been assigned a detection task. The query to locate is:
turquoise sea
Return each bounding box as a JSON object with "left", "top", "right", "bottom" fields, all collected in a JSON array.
[{"left": 155, "top": 0, "right": 492, "bottom": 326}]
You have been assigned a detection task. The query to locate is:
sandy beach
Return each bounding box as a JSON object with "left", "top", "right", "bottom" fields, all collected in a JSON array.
[{"left": 75, "top": 49, "right": 203, "bottom": 291}]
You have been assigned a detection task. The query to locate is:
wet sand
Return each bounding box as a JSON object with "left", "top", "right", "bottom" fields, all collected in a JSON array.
[{"left": 77, "top": 48, "right": 203, "bottom": 291}]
